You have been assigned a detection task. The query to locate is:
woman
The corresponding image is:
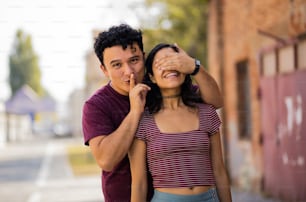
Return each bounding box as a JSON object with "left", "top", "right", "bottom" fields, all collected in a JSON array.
[{"left": 129, "top": 43, "right": 232, "bottom": 202}]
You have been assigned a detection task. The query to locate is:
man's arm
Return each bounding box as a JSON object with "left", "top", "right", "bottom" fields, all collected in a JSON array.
[
  {"left": 193, "top": 65, "right": 223, "bottom": 109},
  {"left": 154, "top": 44, "right": 223, "bottom": 109},
  {"left": 88, "top": 74, "right": 150, "bottom": 172},
  {"left": 89, "top": 110, "right": 143, "bottom": 171}
]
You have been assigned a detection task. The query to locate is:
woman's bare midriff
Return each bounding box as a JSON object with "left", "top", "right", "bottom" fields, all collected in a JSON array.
[{"left": 156, "top": 185, "right": 215, "bottom": 195}]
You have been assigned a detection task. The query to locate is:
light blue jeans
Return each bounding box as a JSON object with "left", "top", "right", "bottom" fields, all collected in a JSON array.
[{"left": 151, "top": 188, "right": 220, "bottom": 202}]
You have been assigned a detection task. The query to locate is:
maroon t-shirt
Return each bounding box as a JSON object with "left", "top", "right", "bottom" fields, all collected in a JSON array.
[
  {"left": 82, "top": 83, "right": 153, "bottom": 202},
  {"left": 82, "top": 83, "right": 131, "bottom": 202},
  {"left": 82, "top": 83, "right": 199, "bottom": 201}
]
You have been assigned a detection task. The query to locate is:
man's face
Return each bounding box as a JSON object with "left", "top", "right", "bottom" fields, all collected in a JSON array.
[{"left": 101, "top": 43, "right": 145, "bottom": 96}]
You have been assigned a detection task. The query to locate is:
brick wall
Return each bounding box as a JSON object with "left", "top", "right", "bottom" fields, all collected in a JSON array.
[{"left": 208, "top": 0, "right": 306, "bottom": 193}]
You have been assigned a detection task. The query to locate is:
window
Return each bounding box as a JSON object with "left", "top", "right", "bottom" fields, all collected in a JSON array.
[
  {"left": 297, "top": 40, "right": 306, "bottom": 69},
  {"left": 236, "top": 60, "right": 252, "bottom": 139}
]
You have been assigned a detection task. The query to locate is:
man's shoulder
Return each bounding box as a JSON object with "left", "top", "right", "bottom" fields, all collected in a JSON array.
[
  {"left": 82, "top": 87, "right": 111, "bottom": 113},
  {"left": 86, "top": 85, "right": 112, "bottom": 103}
]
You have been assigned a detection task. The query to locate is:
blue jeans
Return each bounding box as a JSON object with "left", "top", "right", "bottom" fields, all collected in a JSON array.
[{"left": 151, "top": 188, "right": 220, "bottom": 202}]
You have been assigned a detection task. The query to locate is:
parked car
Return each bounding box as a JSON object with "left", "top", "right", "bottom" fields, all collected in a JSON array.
[{"left": 52, "top": 122, "right": 72, "bottom": 138}]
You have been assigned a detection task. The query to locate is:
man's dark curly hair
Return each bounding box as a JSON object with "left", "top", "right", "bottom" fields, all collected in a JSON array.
[
  {"left": 144, "top": 43, "right": 202, "bottom": 114},
  {"left": 94, "top": 24, "right": 144, "bottom": 66}
]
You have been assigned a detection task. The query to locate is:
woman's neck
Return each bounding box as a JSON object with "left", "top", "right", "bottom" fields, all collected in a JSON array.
[
  {"left": 160, "top": 89, "right": 183, "bottom": 110},
  {"left": 161, "top": 93, "right": 181, "bottom": 99},
  {"left": 161, "top": 97, "right": 184, "bottom": 110}
]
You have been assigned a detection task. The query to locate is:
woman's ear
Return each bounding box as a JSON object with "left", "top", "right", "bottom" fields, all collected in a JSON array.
[{"left": 149, "top": 73, "right": 156, "bottom": 83}]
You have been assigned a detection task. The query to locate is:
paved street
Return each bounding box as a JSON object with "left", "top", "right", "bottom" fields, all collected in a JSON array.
[
  {"left": 0, "top": 136, "right": 282, "bottom": 202},
  {"left": 232, "top": 189, "right": 282, "bottom": 202},
  {"left": 0, "top": 136, "right": 102, "bottom": 202}
]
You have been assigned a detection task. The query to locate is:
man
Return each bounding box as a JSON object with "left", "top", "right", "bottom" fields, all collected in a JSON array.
[{"left": 82, "top": 24, "right": 223, "bottom": 202}]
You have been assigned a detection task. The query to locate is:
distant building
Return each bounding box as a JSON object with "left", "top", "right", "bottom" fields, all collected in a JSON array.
[
  {"left": 66, "top": 29, "right": 108, "bottom": 138},
  {"left": 0, "top": 101, "right": 6, "bottom": 147},
  {"left": 84, "top": 29, "right": 109, "bottom": 99},
  {"left": 5, "top": 85, "right": 40, "bottom": 116},
  {"left": 208, "top": 0, "right": 306, "bottom": 201},
  {"left": 5, "top": 85, "right": 57, "bottom": 138},
  {"left": 67, "top": 88, "right": 85, "bottom": 137}
]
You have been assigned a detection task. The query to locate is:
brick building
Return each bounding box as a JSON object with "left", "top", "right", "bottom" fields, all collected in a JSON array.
[{"left": 208, "top": 0, "right": 306, "bottom": 201}]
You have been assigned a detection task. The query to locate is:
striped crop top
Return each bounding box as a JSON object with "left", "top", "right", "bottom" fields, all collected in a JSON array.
[{"left": 135, "top": 103, "right": 221, "bottom": 188}]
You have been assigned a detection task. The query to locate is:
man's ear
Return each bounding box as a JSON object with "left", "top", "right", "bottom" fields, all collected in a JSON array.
[
  {"left": 100, "top": 64, "right": 109, "bottom": 77},
  {"left": 149, "top": 73, "right": 156, "bottom": 83}
]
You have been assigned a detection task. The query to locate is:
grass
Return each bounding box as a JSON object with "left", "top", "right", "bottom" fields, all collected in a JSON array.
[{"left": 66, "top": 145, "right": 101, "bottom": 176}]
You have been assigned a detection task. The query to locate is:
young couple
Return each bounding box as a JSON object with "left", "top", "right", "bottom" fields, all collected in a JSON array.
[{"left": 82, "top": 24, "right": 232, "bottom": 202}]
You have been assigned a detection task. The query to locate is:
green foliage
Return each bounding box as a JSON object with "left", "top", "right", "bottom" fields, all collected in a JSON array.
[
  {"left": 9, "top": 29, "right": 44, "bottom": 96},
  {"left": 142, "top": 0, "right": 209, "bottom": 68}
]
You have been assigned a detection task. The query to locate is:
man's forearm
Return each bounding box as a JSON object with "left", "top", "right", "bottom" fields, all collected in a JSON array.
[
  {"left": 194, "top": 66, "right": 223, "bottom": 109},
  {"left": 90, "top": 111, "right": 142, "bottom": 171}
]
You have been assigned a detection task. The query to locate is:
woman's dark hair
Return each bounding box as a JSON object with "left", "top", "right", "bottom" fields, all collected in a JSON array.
[
  {"left": 144, "top": 43, "right": 202, "bottom": 114},
  {"left": 94, "top": 24, "right": 143, "bottom": 66}
]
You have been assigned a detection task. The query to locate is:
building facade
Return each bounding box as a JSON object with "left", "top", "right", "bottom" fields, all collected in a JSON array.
[
  {"left": 84, "top": 30, "right": 109, "bottom": 99},
  {"left": 208, "top": 0, "right": 306, "bottom": 201},
  {"left": 67, "top": 29, "right": 109, "bottom": 137}
]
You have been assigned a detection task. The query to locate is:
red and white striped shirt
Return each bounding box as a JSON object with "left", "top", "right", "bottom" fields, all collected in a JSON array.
[{"left": 136, "top": 103, "right": 221, "bottom": 188}]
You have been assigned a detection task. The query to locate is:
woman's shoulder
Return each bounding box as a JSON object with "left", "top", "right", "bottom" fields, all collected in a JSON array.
[
  {"left": 196, "top": 102, "right": 216, "bottom": 111},
  {"left": 138, "top": 108, "right": 155, "bottom": 133},
  {"left": 143, "top": 107, "right": 152, "bottom": 115},
  {"left": 140, "top": 108, "right": 154, "bottom": 122},
  {"left": 196, "top": 103, "right": 219, "bottom": 119}
]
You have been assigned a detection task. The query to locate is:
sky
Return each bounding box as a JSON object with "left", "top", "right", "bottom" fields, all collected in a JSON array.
[{"left": 0, "top": 0, "right": 145, "bottom": 103}]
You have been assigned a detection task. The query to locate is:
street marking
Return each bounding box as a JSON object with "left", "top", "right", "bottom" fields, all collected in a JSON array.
[
  {"left": 27, "top": 192, "right": 41, "bottom": 202},
  {"left": 27, "top": 142, "right": 55, "bottom": 202},
  {"left": 36, "top": 142, "right": 54, "bottom": 187}
]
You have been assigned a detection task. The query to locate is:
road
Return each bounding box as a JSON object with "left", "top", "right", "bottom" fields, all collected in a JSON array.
[
  {"left": 0, "top": 136, "right": 282, "bottom": 202},
  {"left": 0, "top": 136, "right": 102, "bottom": 202}
]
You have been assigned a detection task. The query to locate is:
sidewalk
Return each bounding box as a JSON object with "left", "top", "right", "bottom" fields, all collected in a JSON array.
[
  {"left": 0, "top": 136, "right": 103, "bottom": 202},
  {"left": 28, "top": 175, "right": 102, "bottom": 202},
  {"left": 0, "top": 136, "right": 282, "bottom": 202},
  {"left": 28, "top": 137, "right": 104, "bottom": 202},
  {"left": 231, "top": 188, "right": 282, "bottom": 202}
]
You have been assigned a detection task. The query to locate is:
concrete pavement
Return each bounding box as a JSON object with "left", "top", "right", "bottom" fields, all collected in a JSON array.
[
  {"left": 0, "top": 136, "right": 103, "bottom": 202},
  {"left": 0, "top": 136, "right": 282, "bottom": 202},
  {"left": 232, "top": 189, "right": 282, "bottom": 202}
]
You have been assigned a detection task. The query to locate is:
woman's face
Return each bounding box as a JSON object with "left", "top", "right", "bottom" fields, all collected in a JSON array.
[{"left": 150, "top": 47, "right": 186, "bottom": 90}]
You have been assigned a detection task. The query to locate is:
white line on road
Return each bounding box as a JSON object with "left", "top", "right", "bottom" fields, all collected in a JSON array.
[
  {"left": 27, "top": 192, "right": 41, "bottom": 202},
  {"left": 36, "top": 142, "right": 55, "bottom": 187},
  {"left": 27, "top": 142, "right": 55, "bottom": 202}
]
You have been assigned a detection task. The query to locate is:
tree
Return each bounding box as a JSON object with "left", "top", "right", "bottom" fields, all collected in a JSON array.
[
  {"left": 9, "top": 29, "right": 44, "bottom": 96},
  {"left": 141, "top": 0, "right": 209, "bottom": 68}
]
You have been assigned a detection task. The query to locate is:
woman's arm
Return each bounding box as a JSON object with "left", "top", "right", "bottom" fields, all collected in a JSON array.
[
  {"left": 128, "top": 138, "right": 148, "bottom": 202},
  {"left": 210, "top": 132, "right": 232, "bottom": 202}
]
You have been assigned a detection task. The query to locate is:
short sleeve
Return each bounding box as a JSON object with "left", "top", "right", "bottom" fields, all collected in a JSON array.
[
  {"left": 135, "top": 115, "right": 147, "bottom": 141},
  {"left": 82, "top": 101, "right": 114, "bottom": 145},
  {"left": 135, "top": 108, "right": 154, "bottom": 142},
  {"left": 208, "top": 105, "right": 221, "bottom": 135}
]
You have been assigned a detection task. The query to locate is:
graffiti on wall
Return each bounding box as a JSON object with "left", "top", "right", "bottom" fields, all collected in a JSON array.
[
  {"left": 280, "top": 94, "right": 304, "bottom": 167},
  {"left": 260, "top": 70, "right": 306, "bottom": 201}
]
